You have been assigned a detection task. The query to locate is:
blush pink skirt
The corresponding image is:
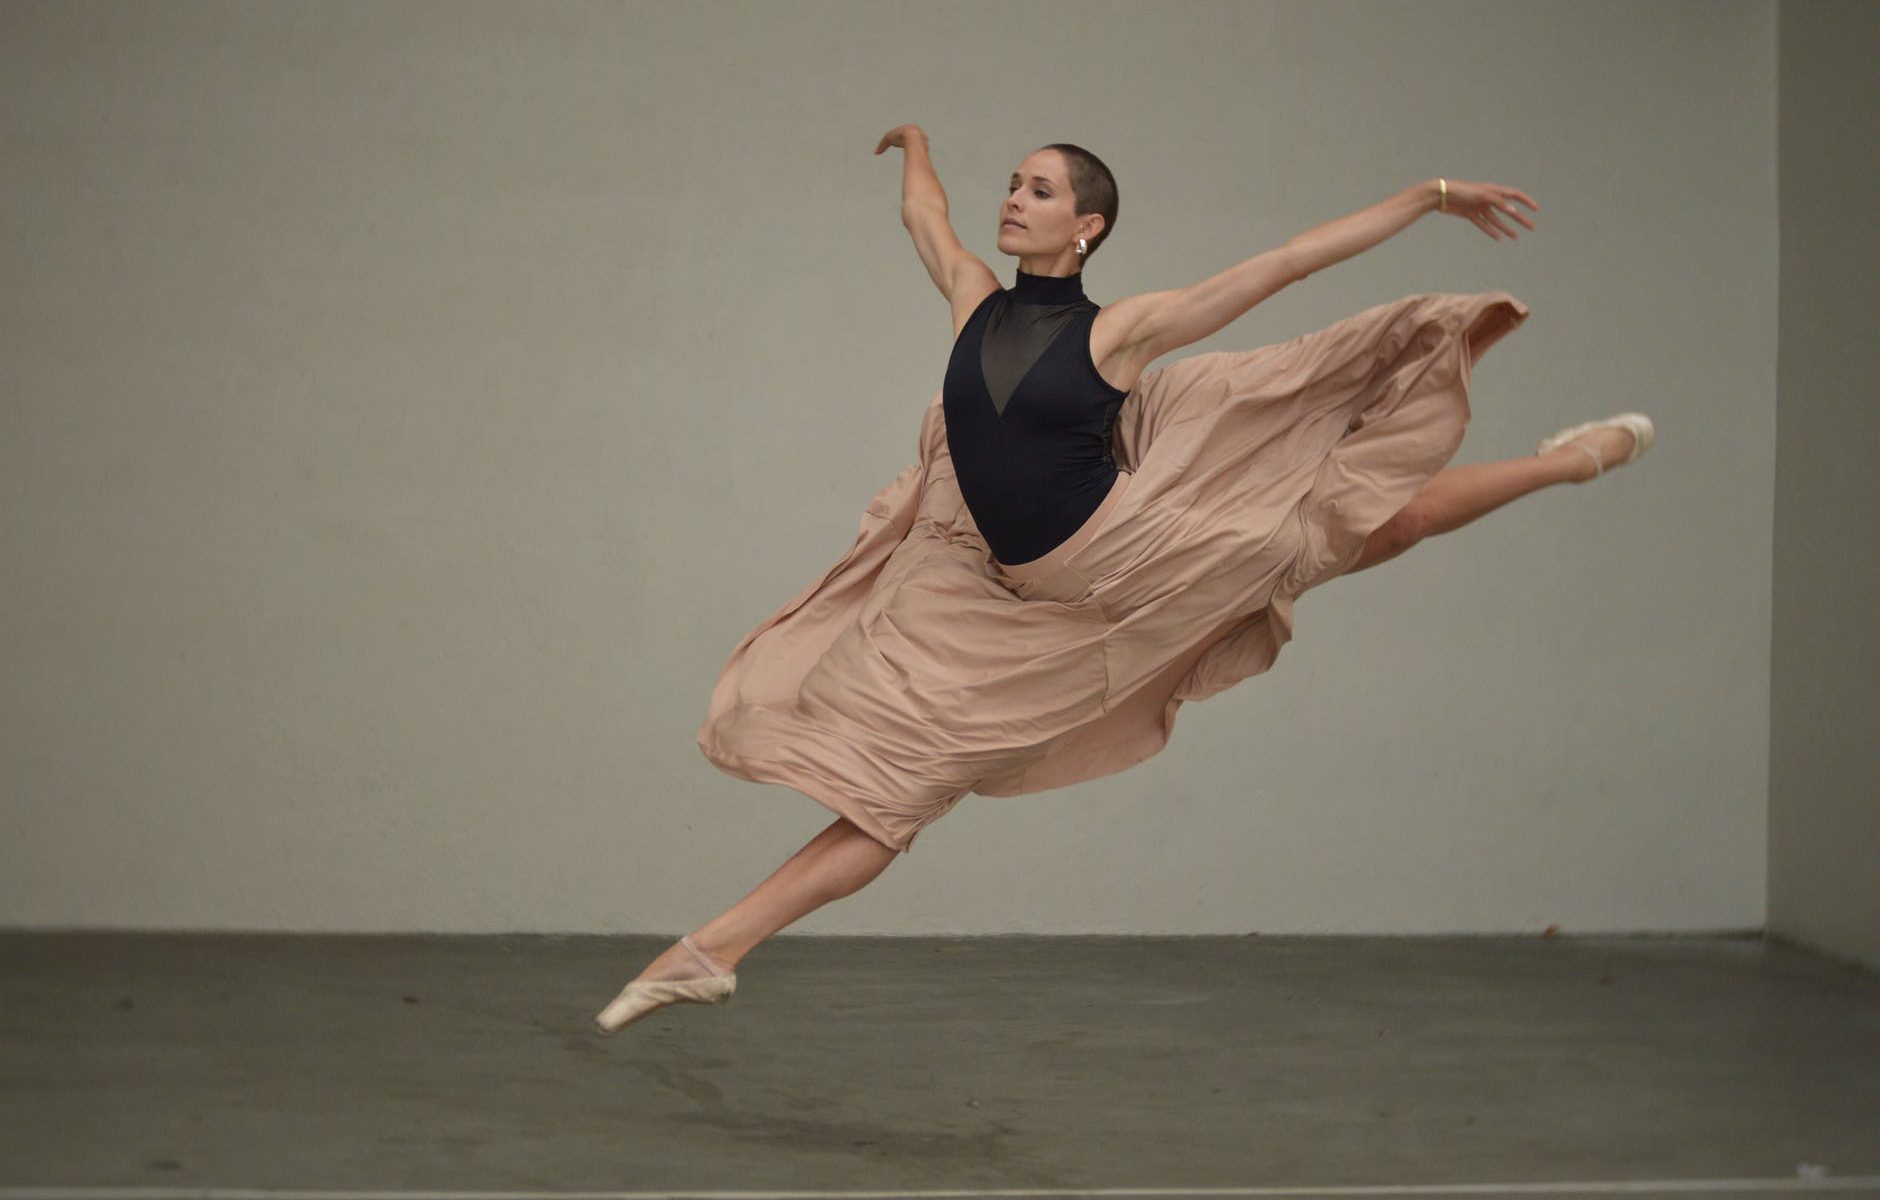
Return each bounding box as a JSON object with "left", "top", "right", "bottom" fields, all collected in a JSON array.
[{"left": 697, "top": 290, "right": 1531, "bottom": 854}]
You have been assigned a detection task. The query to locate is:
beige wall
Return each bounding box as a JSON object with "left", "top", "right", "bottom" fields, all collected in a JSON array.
[
  {"left": 1767, "top": 0, "right": 1880, "bottom": 970},
  {"left": 2, "top": 1, "right": 1783, "bottom": 937}
]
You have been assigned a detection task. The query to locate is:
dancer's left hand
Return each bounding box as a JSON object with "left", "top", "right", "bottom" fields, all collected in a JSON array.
[{"left": 1438, "top": 179, "right": 1539, "bottom": 240}]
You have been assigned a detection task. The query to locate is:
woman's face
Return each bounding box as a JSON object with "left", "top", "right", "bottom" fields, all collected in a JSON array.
[{"left": 997, "top": 150, "right": 1099, "bottom": 265}]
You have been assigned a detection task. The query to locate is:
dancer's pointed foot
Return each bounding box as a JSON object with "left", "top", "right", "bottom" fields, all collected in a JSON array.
[
  {"left": 633, "top": 933, "right": 737, "bottom": 985},
  {"left": 594, "top": 934, "right": 737, "bottom": 1036},
  {"left": 1538, "top": 412, "right": 1655, "bottom": 482}
]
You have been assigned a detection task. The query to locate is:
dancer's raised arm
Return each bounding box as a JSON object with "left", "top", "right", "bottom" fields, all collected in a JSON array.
[
  {"left": 875, "top": 125, "right": 996, "bottom": 317},
  {"left": 1125, "top": 177, "right": 1538, "bottom": 361}
]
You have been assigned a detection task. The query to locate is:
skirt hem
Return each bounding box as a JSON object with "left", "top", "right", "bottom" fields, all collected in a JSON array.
[{"left": 697, "top": 719, "right": 951, "bottom": 855}]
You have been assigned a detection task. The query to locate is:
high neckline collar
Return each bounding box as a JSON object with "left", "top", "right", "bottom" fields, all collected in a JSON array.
[{"left": 1010, "top": 268, "right": 1088, "bottom": 305}]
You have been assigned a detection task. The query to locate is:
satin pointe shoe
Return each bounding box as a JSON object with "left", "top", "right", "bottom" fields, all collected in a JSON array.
[
  {"left": 594, "top": 934, "right": 737, "bottom": 1036},
  {"left": 1537, "top": 412, "right": 1655, "bottom": 479}
]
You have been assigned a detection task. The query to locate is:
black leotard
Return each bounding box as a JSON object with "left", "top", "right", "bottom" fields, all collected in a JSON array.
[{"left": 942, "top": 269, "right": 1130, "bottom": 565}]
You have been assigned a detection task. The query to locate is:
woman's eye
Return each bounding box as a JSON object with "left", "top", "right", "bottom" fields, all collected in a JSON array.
[{"left": 1034, "top": 189, "right": 1048, "bottom": 199}]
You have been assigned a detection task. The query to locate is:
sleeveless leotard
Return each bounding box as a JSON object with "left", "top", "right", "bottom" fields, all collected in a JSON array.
[{"left": 941, "top": 268, "right": 1130, "bottom": 566}]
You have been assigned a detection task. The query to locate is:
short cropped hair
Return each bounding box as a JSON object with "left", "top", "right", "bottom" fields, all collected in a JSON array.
[{"left": 1041, "top": 143, "right": 1118, "bottom": 262}]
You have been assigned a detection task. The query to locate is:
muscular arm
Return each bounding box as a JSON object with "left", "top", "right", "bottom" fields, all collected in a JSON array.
[
  {"left": 896, "top": 132, "right": 969, "bottom": 296},
  {"left": 877, "top": 126, "right": 997, "bottom": 324},
  {"left": 1130, "top": 178, "right": 1444, "bottom": 359}
]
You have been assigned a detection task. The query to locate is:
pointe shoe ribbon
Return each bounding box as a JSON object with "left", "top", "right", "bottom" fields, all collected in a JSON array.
[
  {"left": 1537, "top": 412, "right": 1655, "bottom": 478},
  {"left": 594, "top": 934, "right": 737, "bottom": 1036}
]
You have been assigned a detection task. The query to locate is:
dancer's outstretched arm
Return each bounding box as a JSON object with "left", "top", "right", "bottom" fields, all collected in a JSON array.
[{"left": 1121, "top": 177, "right": 1539, "bottom": 363}]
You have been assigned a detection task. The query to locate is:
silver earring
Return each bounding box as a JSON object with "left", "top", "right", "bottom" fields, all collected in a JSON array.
[{"left": 1077, "top": 237, "right": 1088, "bottom": 256}]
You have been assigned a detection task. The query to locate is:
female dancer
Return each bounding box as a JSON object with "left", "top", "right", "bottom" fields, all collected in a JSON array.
[{"left": 597, "top": 128, "right": 1652, "bottom": 1034}]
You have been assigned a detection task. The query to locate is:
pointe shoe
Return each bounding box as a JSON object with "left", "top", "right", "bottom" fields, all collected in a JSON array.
[
  {"left": 1537, "top": 412, "right": 1654, "bottom": 479},
  {"left": 594, "top": 934, "right": 737, "bottom": 1036}
]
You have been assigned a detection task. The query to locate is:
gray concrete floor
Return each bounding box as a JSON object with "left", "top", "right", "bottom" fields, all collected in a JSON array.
[{"left": 0, "top": 932, "right": 1876, "bottom": 1198}]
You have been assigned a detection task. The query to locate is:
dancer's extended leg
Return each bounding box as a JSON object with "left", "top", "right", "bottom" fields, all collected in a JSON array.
[
  {"left": 1347, "top": 422, "right": 1638, "bottom": 573},
  {"left": 623, "top": 815, "right": 896, "bottom": 985}
]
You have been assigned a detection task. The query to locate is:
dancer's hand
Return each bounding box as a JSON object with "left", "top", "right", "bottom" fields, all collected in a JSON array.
[
  {"left": 874, "top": 124, "right": 926, "bottom": 154},
  {"left": 1437, "top": 178, "right": 1539, "bottom": 240}
]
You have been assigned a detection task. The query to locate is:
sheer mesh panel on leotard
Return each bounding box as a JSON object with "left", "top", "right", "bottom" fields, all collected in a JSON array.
[{"left": 980, "top": 296, "right": 1088, "bottom": 417}]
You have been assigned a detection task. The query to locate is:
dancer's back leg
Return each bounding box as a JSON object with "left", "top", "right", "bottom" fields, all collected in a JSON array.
[{"left": 1346, "top": 421, "right": 1641, "bottom": 574}]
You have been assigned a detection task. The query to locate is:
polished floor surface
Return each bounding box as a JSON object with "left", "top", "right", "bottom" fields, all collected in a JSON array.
[{"left": 1, "top": 931, "right": 1876, "bottom": 1198}]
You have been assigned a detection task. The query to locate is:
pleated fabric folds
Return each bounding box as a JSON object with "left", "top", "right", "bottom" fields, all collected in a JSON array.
[{"left": 697, "top": 290, "right": 1531, "bottom": 852}]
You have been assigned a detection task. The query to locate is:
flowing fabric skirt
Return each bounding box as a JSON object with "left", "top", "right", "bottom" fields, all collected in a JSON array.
[{"left": 697, "top": 290, "right": 1531, "bottom": 852}]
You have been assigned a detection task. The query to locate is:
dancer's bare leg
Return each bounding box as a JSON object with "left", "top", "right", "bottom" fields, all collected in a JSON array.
[
  {"left": 627, "top": 815, "right": 897, "bottom": 982},
  {"left": 1347, "top": 422, "right": 1637, "bottom": 574}
]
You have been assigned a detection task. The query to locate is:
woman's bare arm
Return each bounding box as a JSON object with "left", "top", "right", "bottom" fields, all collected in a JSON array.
[
  {"left": 1284, "top": 178, "right": 1444, "bottom": 282},
  {"left": 875, "top": 125, "right": 997, "bottom": 325},
  {"left": 1127, "top": 177, "right": 1537, "bottom": 359},
  {"left": 881, "top": 124, "right": 946, "bottom": 212}
]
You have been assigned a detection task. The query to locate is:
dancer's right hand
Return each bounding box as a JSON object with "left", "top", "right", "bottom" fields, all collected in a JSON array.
[{"left": 874, "top": 125, "right": 926, "bottom": 154}]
